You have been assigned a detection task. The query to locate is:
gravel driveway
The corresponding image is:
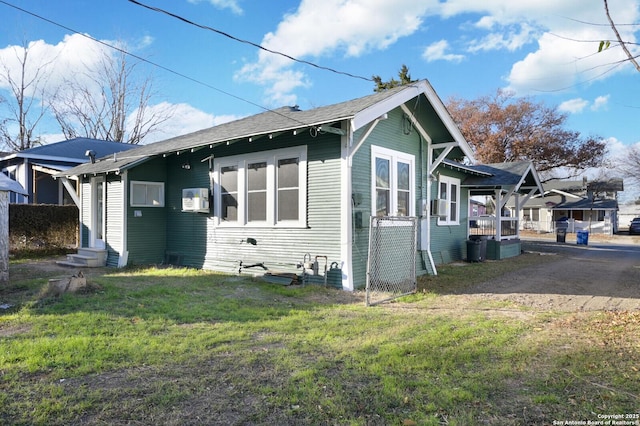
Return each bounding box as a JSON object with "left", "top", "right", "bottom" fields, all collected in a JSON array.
[{"left": 461, "top": 237, "right": 640, "bottom": 311}]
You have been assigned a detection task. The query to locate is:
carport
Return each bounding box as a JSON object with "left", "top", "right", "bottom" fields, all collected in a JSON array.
[{"left": 448, "top": 160, "right": 544, "bottom": 260}]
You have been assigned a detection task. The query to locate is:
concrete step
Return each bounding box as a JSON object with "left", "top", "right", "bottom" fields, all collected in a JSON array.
[{"left": 55, "top": 248, "right": 107, "bottom": 268}]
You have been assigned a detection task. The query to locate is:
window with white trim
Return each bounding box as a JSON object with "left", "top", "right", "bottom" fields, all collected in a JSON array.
[
  {"left": 371, "top": 145, "right": 415, "bottom": 217},
  {"left": 130, "top": 181, "right": 165, "bottom": 207},
  {"left": 437, "top": 175, "right": 460, "bottom": 225},
  {"left": 213, "top": 146, "right": 307, "bottom": 227}
]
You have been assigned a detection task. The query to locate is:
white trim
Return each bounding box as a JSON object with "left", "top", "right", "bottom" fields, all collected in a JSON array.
[
  {"left": 437, "top": 175, "right": 461, "bottom": 226},
  {"left": 212, "top": 146, "right": 307, "bottom": 228},
  {"left": 91, "top": 176, "right": 106, "bottom": 249},
  {"left": 341, "top": 122, "right": 353, "bottom": 291},
  {"left": 119, "top": 171, "right": 129, "bottom": 268},
  {"left": 129, "top": 181, "right": 165, "bottom": 207},
  {"left": 370, "top": 145, "right": 415, "bottom": 217}
]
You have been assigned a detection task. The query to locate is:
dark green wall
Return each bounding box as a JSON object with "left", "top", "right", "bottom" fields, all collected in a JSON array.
[{"left": 126, "top": 157, "right": 168, "bottom": 266}]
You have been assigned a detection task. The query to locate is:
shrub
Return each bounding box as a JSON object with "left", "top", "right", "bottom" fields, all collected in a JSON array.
[{"left": 9, "top": 204, "right": 78, "bottom": 255}]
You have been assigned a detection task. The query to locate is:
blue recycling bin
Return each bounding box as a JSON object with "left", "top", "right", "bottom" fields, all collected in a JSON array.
[{"left": 576, "top": 230, "right": 589, "bottom": 245}]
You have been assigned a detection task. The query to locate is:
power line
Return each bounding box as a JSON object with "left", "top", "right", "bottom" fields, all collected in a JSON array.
[
  {"left": 0, "top": 0, "right": 316, "bottom": 128},
  {"left": 127, "top": 0, "right": 373, "bottom": 83}
]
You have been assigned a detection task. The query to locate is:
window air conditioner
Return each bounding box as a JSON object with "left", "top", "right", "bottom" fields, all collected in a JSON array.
[
  {"left": 182, "top": 188, "right": 210, "bottom": 213},
  {"left": 431, "top": 198, "right": 447, "bottom": 218}
]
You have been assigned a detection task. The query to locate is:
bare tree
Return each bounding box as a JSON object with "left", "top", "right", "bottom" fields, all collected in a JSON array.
[
  {"left": 618, "top": 144, "right": 640, "bottom": 185},
  {"left": 51, "top": 48, "right": 173, "bottom": 145},
  {"left": 0, "top": 41, "right": 52, "bottom": 151}
]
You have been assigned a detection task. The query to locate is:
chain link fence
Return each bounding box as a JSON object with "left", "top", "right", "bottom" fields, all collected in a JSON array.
[{"left": 365, "top": 216, "right": 417, "bottom": 306}]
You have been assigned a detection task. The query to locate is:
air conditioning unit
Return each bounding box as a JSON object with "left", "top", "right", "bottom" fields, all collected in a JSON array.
[
  {"left": 431, "top": 198, "right": 448, "bottom": 218},
  {"left": 182, "top": 188, "right": 210, "bottom": 213}
]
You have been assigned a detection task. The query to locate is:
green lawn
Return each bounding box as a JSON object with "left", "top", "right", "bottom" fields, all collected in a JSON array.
[{"left": 1, "top": 257, "right": 638, "bottom": 425}]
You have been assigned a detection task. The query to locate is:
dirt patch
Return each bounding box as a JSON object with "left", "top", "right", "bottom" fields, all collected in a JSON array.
[{"left": 456, "top": 238, "right": 640, "bottom": 311}]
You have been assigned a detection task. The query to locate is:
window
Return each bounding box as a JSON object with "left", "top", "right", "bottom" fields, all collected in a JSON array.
[
  {"left": 130, "top": 181, "right": 164, "bottom": 207},
  {"left": 371, "top": 146, "right": 415, "bottom": 217},
  {"left": 213, "top": 146, "right": 307, "bottom": 227},
  {"left": 277, "top": 158, "right": 300, "bottom": 221},
  {"left": 220, "top": 165, "right": 238, "bottom": 221},
  {"left": 437, "top": 175, "right": 460, "bottom": 225},
  {"left": 247, "top": 162, "right": 267, "bottom": 222},
  {"left": 531, "top": 208, "right": 540, "bottom": 222}
]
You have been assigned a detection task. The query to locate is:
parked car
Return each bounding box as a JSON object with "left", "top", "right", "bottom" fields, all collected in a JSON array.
[{"left": 629, "top": 218, "right": 640, "bottom": 235}]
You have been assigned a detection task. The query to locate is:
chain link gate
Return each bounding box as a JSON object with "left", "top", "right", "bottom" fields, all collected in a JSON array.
[{"left": 365, "top": 216, "right": 418, "bottom": 306}]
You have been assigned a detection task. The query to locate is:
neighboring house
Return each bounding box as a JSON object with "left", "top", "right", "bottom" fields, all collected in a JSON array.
[
  {"left": 0, "top": 138, "right": 135, "bottom": 205},
  {"left": 506, "top": 178, "right": 623, "bottom": 235},
  {"left": 469, "top": 198, "right": 487, "bottom": 218},
  {"left": 56, "top": 81, "right": 543, "bottom": 290}
]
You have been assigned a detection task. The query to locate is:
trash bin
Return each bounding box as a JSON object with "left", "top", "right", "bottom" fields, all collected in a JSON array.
[
  {"left": 467, "top": 236, "right": 487, "bottom": 262},
  {"left": 556, "top": 228, "right": 566, "bottom": 243},
  {"left": 576, "top": 230, "right": 589, "bottom": 245}
]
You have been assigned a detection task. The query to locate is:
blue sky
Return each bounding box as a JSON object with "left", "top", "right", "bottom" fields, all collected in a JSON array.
[{"left": 1, "top": 0, "right": 639, "bottom": 192}]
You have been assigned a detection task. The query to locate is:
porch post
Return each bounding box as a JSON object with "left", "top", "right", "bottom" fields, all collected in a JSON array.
[
  {"left": 495, "top": 189, "right": 502, "bottom": 241},
  {"left": 515, "top": 193, "right": 520, "bottom": 239},
  {"left": 0, "top": 191, "right": 8, "bottom": 284}
]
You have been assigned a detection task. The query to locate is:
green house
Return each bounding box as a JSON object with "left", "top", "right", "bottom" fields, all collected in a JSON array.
[{"left": 56, "top": 80, "right": 542, "bottom": 290}]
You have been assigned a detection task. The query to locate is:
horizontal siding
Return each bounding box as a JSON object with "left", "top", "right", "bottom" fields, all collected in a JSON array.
[
  {"left": 350, "top": 107, "right": 425, "bottom": 288},
  {"left": 126, "top": 158, "right": 168, "bottom": 266},
  {"left": 162, "top": 134, "right": 344, "bottom": 277},
  {"left": 105, "top": 176, "right": 123, "bottom": 267},
  {"left": 430, "top": 168, "right": 470, "bottom": 264},
  {"left": 202, "top": 138, "right": 343, "bottom": 275}
]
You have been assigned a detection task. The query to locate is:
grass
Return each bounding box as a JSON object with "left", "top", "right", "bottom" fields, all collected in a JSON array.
[{"left": 1, "top": 257, "right": 638, "bottom": 425}]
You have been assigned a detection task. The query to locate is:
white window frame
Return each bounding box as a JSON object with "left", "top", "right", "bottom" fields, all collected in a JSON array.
[
  {"left": 130, "top": 180, "right": 165, "bottom": 207},
  {"left": 370, "top": 145, "right": 415, "bottom": 217},
  {"left": 212, "top": 146, "right": 307, "bottom": 228},
  {"left": 437, "top": 175, "right": 460, "bottom": 225}
]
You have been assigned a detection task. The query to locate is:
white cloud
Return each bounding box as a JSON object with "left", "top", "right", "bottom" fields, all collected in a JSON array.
[
  {"left": 591, "top": 95, "right": 610, "bottom": 111},
  {"left": 236, "top": 0, "right": 640, "bottom": 105},
  {"left": 467, "top": 23, "right": 538, "bottom": 53},
  {"left": 559, "top": 98, "right": 589, "bottom": 113},
  {"left": 187, "top": 0, "right": 243, "bottom": 15},
  {"left": 0, "top": 35, "right": 226, "bottom": 143},
  {"left": 561, "top": 94, "right": 610, "bottom": 114},
  {"left": 499, "top": 1, "right": 639, "bottom": 93},
  {"left": 132, "top": 102, "right": 240, "bottom": 144},
  {"left": 236, "top": 0, "right": 434, "bottom": 105},
  {"left": 422, "top": 40, "right": 465, "bottom": 63}
]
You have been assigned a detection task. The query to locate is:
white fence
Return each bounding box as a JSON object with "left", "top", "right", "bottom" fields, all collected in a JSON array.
[{"left": 523, "top": 219, "right": 612, "bottom": 235}]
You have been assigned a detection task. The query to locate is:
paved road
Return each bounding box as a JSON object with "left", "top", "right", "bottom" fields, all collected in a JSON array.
[{"left": 463, "top": 238, "right": 640, "bottom": 311}]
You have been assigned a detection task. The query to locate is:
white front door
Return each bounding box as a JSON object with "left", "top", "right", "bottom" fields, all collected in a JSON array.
[{"left": 91, "top": 177, "right": 106, "bottom": 249}]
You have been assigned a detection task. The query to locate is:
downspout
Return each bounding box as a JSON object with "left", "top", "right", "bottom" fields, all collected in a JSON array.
[
  {"left": 118, "top": 170, "right": 129, "bottom": 267},
  {"left": 423, "top": 137, "right": 437, "bottom": 275}
]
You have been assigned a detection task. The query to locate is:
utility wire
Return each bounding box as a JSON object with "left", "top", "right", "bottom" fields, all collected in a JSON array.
[
  {"left": 127, "top": 0, "right": 373, "bottom": 82},
  {"left": 0, "top": 0, "right": 315, "bottom": 128}
]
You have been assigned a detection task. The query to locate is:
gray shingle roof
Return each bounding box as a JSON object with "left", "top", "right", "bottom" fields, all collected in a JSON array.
[
  {"left": 556, "top": 198, "right": 618, "bottom": 210},
  {"left": 58, "top": 81, "right": 468, "bottom": 177},
  {"left": 462, "top": 161, "right": 536, "bottom": 187}
]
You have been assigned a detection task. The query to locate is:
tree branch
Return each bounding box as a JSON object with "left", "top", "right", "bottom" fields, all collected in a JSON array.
[{"left": 604, "top": 0, "right": 640, "bottom": 72}]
